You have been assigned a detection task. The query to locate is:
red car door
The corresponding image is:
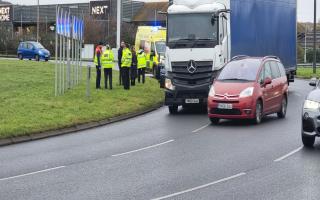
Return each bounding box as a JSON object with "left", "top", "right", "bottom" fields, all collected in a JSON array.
[
  {"left": 270, "top": 61, "right": 283, "bottom": 112},
  {"left": 261, "top": 62, "right": 274, "bottom": 114}
]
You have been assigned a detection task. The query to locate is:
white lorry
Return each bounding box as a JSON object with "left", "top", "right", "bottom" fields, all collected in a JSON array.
[{"left": 164, "top": 0, "right": 297, "bottom": 114}]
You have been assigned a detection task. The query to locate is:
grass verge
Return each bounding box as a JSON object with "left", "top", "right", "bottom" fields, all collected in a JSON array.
[
  {"left": 0, "top": 59, "right": 164, "bottom": 139},
  {"left": 296, "top": 67, "right": 320, "bottom": 79}
]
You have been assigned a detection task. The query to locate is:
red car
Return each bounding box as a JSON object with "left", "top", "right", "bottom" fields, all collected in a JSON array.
[{"left": 208, "top": 56, "right": 289, "bottom": 124}]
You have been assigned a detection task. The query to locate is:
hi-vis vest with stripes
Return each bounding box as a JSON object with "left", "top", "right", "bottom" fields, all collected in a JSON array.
[
  {"left": 101, "top": 50, "right": 114, "bottom": 69},
  {"left": 121, "top": 48, "right": 132, "bottom": 68},
  {"left": 137, "top": 51, "right": 147, "bottom": 69}
]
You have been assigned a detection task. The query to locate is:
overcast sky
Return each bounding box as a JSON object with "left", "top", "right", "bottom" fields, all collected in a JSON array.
[{"left": 3, "top": 0, "right": 317, "bottom": 22}]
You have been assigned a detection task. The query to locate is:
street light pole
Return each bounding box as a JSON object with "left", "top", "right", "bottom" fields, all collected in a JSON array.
[
  {"left": 313, "top": 0, "right": 317, "bottom": 74},
  {"left": 117, "top": 0, "right": 121, "bottom": 48},
  {"left": 37, "top": 0, "right": 39, "bottom": 42},
  {"left": 305, "top": 25, "right": 307, "bottom": 63}
]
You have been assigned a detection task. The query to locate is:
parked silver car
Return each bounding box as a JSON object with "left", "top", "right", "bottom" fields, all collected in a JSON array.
[{"left": 302, "top": 78, "right": 320, "bottom": 147}]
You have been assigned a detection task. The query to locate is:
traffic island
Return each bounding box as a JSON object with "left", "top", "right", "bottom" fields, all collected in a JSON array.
[{"left": 0, "top": 59, "right": 164, "bottom": 146}]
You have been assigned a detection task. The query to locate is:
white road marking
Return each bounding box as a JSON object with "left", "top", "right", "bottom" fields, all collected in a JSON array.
[
  {"left": 0, "top": 166, "right": 66, "bottom": 181},
  {"left": 274, "top": 146, "right": 303, "bottom": 162},
  {"left": 192, "top": 123, "right": 210, "bottom": 133},
  {"left": 112, "top": 140, "right": 174, "bottom": 157},
  {"left": 151, "top": 172, "right": 246, "bottom": 200}
]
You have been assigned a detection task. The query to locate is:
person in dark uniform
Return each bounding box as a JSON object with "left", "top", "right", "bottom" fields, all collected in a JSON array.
[
  {"left": 94, "top": 42, "right": 103, "bottom": 89},
  {"left": 121, "top": 43, "right": 132, "bottom": 90},
  {"left": 137, "top": 47, "right": 147, "bottom": 84},
  {"left": 130, "top": 46, "right": 137, "bottom": 86},
  {"left": 101, "top": 45, "right": 114, "bottom": 90},
  {"left": 118, "top": 41, "right": 125, "bottom": 85}
]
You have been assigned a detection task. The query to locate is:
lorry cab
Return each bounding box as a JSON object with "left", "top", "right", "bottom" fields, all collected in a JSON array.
[{"left": 165, "top": 0, "right": 231, "bottom": 114}]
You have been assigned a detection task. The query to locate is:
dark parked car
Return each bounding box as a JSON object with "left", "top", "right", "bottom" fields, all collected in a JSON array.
[
  {"left": 208, "top": 56, "right": 289, "bottom": 124},
  {"left": 17, "top": 41, "right": 50, "bottom": 61},
  {"left": 301, "top": 78, "right": 320, "bottom": 147}
]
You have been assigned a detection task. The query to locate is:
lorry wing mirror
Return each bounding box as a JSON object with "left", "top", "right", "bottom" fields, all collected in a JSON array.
[
  {"left": 211, "top": 14, "right": 218, "bottom": 26},
  {"left": 222, "top": 13, "right": 228, "bottom": 20}
]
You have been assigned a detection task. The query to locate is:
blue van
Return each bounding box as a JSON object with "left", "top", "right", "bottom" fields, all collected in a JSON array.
[{"left": 17, "top": 41, "right": 50, "bottom": 61}]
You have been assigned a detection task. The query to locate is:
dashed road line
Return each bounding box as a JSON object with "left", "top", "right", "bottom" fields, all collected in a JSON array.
[
  {"left": 112, "top": 140, "right": 174, "bottom": 157},
  {"left": 151, "top": 172, "right": 246, "bottom": 200},
  {"left": 192, "top": 123, "right": 211, "bottom": 133},
  {"left": 274, "top": 146, "right": 303, "bottom": 162},
  {"left": 0, "top": 166, "right": 66, "bottom": 181}
]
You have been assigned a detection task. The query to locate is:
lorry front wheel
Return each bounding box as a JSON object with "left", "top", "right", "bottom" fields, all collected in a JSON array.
[{"left": 168, "top": 105, "right": 178, "bottom": 114}]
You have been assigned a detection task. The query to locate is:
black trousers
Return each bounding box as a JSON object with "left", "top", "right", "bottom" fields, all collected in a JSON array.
[
  {"left": 138, "top": 68, "right": 146, "bottom": 84},
  {"left": 96, "top": 65, "right": 101, "bottom": 89},
  {"left": 131, "top": 65, "right": 137, "bottom": 86},
  {"left": 104, "top": 68, "right": 112, "bottom": 89},
  {"left": 118, "top": 62, "right": 122, "bottom": 85},
  {"left": 122, "top": 67, "right": 130, "bottom": 90}
]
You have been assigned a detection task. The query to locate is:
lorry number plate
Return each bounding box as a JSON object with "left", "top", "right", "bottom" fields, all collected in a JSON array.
[
  {"left": 185, "top": 99, "right": 200, "bottom": 104},
  {"left": 218, "top": 103, "right": 233, "bottom": 109}
]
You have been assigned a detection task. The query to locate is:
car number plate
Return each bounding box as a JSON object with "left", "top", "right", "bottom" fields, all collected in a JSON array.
[
  {"left": 218, "top": 103, "right": 233, "bottom": 109},
  {"left": 185, "top": 99, "right": 200, "bottom": 104}
]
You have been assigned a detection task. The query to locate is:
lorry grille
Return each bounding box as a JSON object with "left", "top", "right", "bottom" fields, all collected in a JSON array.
[{"left": 171, "top": 61, "right": 213, "bottom": 86}]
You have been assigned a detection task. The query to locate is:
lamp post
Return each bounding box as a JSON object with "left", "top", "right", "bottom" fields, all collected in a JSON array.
[
  {"left": 305, "top": 25, "right": 307, "bottom": 63},
  {"left": 37, "top": 0, "right": 39, "bottom": 42},
  {"left": 117, "top": 0, "right": 121, "bottom": 48}
]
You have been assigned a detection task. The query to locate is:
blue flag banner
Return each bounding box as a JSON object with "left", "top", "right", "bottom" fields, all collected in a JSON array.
[
  {"left": 74, "top": 17, "right": 78, "bottom": 40},
  {"left": 68, "top": 14, "right": 71, "bottom": 38},
  {"left": 56, "top": 8, "right": 60, "bottom": 34},
  {"left": 77, "top": 19, "right": 81, "bottom": 40},
  {"left": 72, "top": 16, "right": 75, "bottom": 39},
  {"left": 59, "top": 9, "right": 64, "bottom": 36},
  {"left": 64, "top": 11, "right": 67, "bottom": 37}
]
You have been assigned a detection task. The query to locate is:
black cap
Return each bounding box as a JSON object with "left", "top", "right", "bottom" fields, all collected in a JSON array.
[{"left": 98, "top": 42, "right": 103, "bottom": 45}]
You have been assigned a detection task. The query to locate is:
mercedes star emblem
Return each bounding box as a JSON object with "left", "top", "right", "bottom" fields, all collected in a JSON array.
[{"left": 187, "top": 60, "right": 197, "bottom": 74}]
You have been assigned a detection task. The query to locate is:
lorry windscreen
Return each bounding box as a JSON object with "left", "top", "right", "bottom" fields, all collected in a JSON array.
[{"left": 167, "top": 13, "right": 218, "bottom": 48}]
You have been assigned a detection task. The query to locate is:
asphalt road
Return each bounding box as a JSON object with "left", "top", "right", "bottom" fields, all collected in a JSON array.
[{"left": 0, "top": 79, "right": 319, "bottom": 200}]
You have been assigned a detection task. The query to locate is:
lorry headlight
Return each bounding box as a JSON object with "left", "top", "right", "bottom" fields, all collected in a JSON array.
[
  {"left": 209, "top": 86, "right": 215, "bottom": 97},
  {"left": 239, "top": 87, "right": 254, "bottom": 98},
  {"left": 304, "top": 100, "right": 320, "bottom": 111},
  {"left": 165, "top": 79, "right": 175, "bottom": 90}
]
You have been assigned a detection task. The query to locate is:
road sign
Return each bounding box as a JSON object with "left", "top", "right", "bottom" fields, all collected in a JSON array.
[
  {"left": 90, "top": 0, "right": 110, "bottom": 20},
  {"left": 0, "top": 5, "right": 13, "bottom": 22}
]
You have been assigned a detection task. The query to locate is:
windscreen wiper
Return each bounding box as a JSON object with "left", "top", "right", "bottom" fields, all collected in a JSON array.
[{"left": 191, "top": 38, "right": 214, "bottom": 48}]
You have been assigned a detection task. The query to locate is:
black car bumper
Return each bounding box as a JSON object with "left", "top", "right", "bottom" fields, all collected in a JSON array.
[{"left": 302, "top": 109, "right": 320, "bottom": 137}]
